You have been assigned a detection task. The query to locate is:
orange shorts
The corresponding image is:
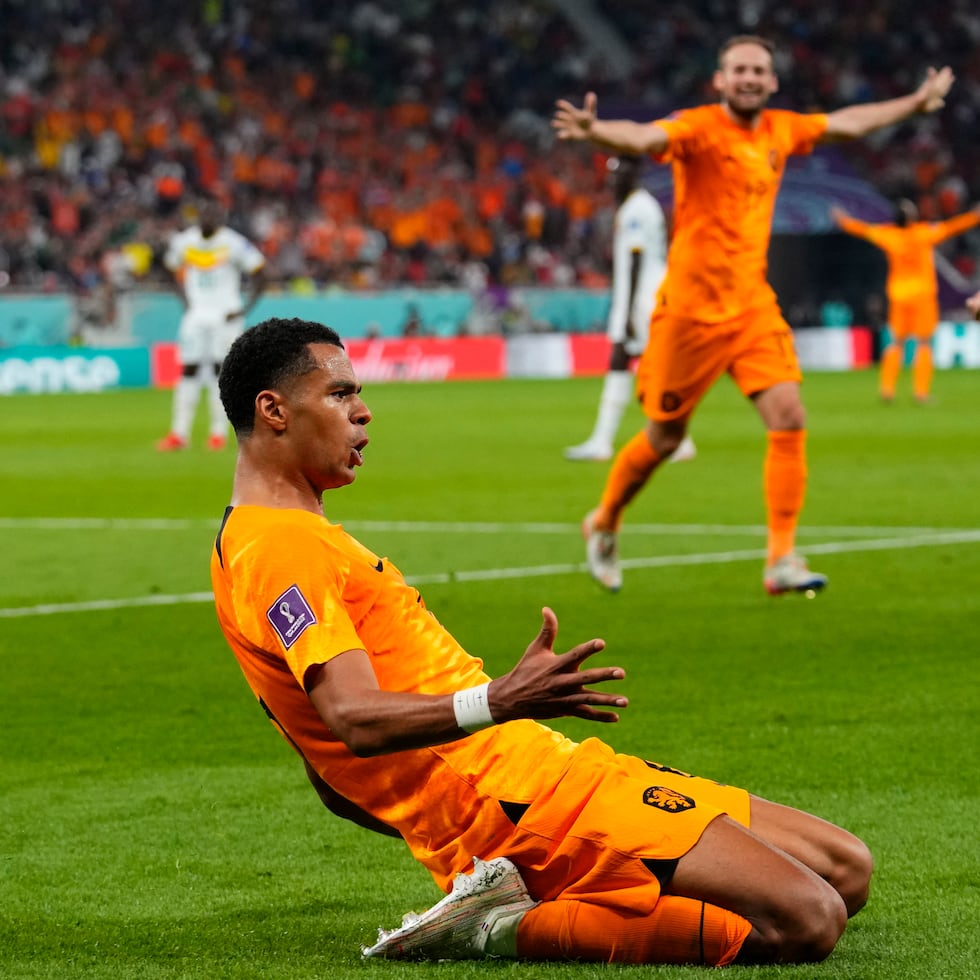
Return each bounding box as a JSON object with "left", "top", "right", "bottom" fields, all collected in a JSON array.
[
  {"left": 502, "top": 738, "right": 751, "bottom": 916},
  {"left": 888, "top": 296, "right": 939, "bottom": 341},
  {"left": 636, "top": 302, "right": 802, "bottom": 422}
]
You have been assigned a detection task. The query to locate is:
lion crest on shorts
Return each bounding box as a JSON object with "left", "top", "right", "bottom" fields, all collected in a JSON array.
[{"left": 643, "top": 786, "right": 696, "bottom": 813}]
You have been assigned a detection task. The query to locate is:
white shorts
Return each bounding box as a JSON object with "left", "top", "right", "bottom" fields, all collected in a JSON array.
[
  {"left": 608, "top": 305, "right": 652, "bottom": 357},
  {"left": 177, "top": 308, "right": 244, "bottom": 365}
]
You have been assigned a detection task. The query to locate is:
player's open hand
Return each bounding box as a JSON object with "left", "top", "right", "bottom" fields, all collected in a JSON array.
[
  {"left": 916, "top": 67, "right": 954, "bottom": 113},
  {"left": 489, "top": 607, "right": 628, "bottom": 724},
  {"left": 966, "top": 291, "right": 980, "bottom": 320},
  {"left": 552, "top": 93, "right": 598, "bottom": 141}
]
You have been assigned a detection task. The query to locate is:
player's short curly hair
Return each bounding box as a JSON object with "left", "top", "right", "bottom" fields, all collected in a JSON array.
[
  {"left": 718, "top": 34, "right": 774, "bottom": 66},
  {"left": 219, "top": 317, "right": 345, "bottom": 435}
]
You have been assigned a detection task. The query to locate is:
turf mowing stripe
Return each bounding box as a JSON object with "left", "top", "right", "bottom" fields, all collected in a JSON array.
[{"left": 3, "top": 529, "right": 977, "bottom": 618}]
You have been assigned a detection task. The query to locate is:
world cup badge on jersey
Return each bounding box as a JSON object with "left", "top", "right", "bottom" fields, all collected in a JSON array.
[{"left": 267, "top": 584, "right": 317, "bottom": 649}]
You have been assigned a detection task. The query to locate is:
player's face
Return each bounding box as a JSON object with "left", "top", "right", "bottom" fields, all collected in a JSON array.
[
  {"left": 714, "top": 42, "right": 778, "bottom": 120},
  {"left": 286, "top": 344, "right": 371, "bottom": 491},
  {"left": 199, "top": 200, "right": 225, "bottom": 235}
]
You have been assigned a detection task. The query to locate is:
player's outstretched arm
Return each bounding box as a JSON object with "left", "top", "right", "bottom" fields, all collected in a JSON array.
[
  {"left": 553, "top": 92, "right": 667, "bottom": 156},
  {"left": 823, "top": 66, "right": 954, "bottom": 141},
  {"left": 308, "top": 608, "right": 626, "bottom": 757}
]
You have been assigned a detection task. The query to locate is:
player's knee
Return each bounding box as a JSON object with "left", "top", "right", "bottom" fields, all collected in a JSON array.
[
  {"left": 834, "top": 836, "right": 874, "bottom": 917},
  {"left": 770, "top": 402, "right": 806, "bottom": 430},
  {"left": 648, "top": 422, "right": 687, "bottom": 458},
  {"left": 742, "top": 887, "right": 847, "bottom": 965},
  {"left": 182, "top": 363, "right": 201, "bottom": 379},
  {"left": 777, "top": 889, "right": 846, "bottom": 964}
]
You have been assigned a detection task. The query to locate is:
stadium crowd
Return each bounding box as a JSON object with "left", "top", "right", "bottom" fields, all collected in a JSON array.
[{"left": 2, "top": 0, "right": 980, "bottom": 307}]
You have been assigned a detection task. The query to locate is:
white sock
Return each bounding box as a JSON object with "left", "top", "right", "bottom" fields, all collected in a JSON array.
[
  {"left": 172, "top": 377, "right": 201, "bottom": 440},
  {"left": 482, "top": 905, "right": 529, "bottom": 958},
  {"left": 204, "top": 364, "right": 229, "bottom": 439},
  {"left": 586, "top": 370, "right": 633, "bottom": 448}
]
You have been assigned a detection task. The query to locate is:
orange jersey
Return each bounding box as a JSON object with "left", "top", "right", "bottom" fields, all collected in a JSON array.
[
  {"left": 653, "top": 104, "right": 827, "bottom": 321},
  {"left": 211, "top": 505, "right": 578, "bottom": 884},
  {"left": 836, "top": 210, "right": 980, "bottom": 303}
]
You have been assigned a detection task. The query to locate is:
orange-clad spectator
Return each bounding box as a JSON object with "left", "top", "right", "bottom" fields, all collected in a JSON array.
[
  {"left": 338, "top": 221, "right": 368, "bottom": 263},
  {"left": 294, "top": 70, "right": 315, "bottom": 102},
  {"left": 195, "top": 140, "right": 222, "bottom": 194},
  {"left": 255, "top": 149, "right": 298, "bottom": 195},
  {"left": 49, "top": 188, "right": 80, "bottom": 237},
  {"left": 832, "top": 200, "right": 980, "bottom": 402},
  {"left": 178, "top": 116, "right": 206, "bottom": 150},
  {"left": 459, "top": 216, "right": 494, "bottom": 260},
  {"left": 109, "top": 104, "right": 134, "bottom": 143},
  {"left": 259, "top": 211, "right": 293, "bottom": 261},
  {"left": 389, "top": 101, "right": 430, "bottom": 128},
  {"left": 153, "top": 161, "right": 185, "bottom": 214},
  {"left": 424, "top": 192, "right": 463, "bottom": 252},
  {"left": 43, "top": 100, "right": 81, "bottom": 143},
  {"left": 231, "top": 151, "right": 257, "bottom": 187},
  {"left": 82, "top": 105, "right": 108, "bottom": 137},
  {"left": 475, "top": 179, "right": 507, "bottom": 222},
  {"left": 300, "top": 215, "right": 339, "bottom": 265},
  {"left": 388, "top": 191, "right": 428, "bottom": 251},
  {"left": 222, "top": 51, "right": 246, "bottom": 83},
  {"left": 262, "top": 107, "right": 288, "bottom": 140},
  {"left": 143, "top": 110, "right": 172, "bottom": 150},
  {"left": 522, "top": 197, "right": 545, "bottom": 241}
]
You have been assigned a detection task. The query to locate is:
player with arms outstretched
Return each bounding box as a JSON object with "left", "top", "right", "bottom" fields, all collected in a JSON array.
[
  {"left": 832, "top": 200, "right": 980, "bottom": 403},
  {"left": 553, "top": 36, "right": 954, "bottom": 595}
]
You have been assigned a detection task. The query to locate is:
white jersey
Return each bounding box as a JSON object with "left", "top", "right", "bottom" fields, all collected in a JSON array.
[
  {"left": 607, "top": 188, "right": 667, "bottom": 351},
  {"left": 165, "top": 225, "right": 265, "bottom": 315}
]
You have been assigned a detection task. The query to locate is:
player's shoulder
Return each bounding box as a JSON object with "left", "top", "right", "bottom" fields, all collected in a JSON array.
[
  {"left": 213, "top": 225, "right": 249, "bottom": 245},
  {"left": 168, "top": 225, "right": 198, "bottom": 248},
  {"left": 761, "top": 107, "right": 828, "bottom": 136}
]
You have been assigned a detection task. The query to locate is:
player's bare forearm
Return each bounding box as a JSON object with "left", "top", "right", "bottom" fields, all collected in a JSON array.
[
  {"left": 823, "top": 66, "right": 953, "bottom": 141},
  {"left": 307, "top": 609, "right": 627, "bottom": 757},
  {"left": 584, "top": 118, "right": 664, "bottom": 155},
  {"left": 552, "top": 92, "right": 666, "bottom": 155}
]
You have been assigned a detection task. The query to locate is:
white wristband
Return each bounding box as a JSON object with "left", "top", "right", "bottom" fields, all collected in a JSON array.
[{"left": 453, "top": 682, "right": 495, "bottom": 733}]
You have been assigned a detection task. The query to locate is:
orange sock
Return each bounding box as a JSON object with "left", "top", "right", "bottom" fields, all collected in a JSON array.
[
  {"left": 594, "top": 430, "right": 662, "bottom": 531},
  {"left": 912, "top": 343, "right": 933, "bottom": 401},
  {"left": 878, "top": 344, "right": 901, "bottom": 399},
  {"left": 517, "top": 894, "right": 751, "bottom": 966},
  {"left": 765, "top": 429, "right": 807, "bottom": 565}
]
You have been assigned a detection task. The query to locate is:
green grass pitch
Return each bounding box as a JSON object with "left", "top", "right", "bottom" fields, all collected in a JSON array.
[{"left": 1, "top": 369, "right": 978, "bottom": 979}]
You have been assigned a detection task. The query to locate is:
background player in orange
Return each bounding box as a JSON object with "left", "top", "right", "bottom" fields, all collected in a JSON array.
[
  {"left": 831, "top": 200, "right": 980, "bottom": 403},
  {"left": 552, "top": 36, "right": 954, "bottom": 596},
  {"left": 211, "top": 316, "right": 872, "bottom": 967}
]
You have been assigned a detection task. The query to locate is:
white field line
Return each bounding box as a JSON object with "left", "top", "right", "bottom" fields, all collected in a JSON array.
[
  {"left": 1, "top": 527, "right": 977, "bottom": 619},
  {"left": 0, "top": 516, "right": 972, "bottom": 537}
]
